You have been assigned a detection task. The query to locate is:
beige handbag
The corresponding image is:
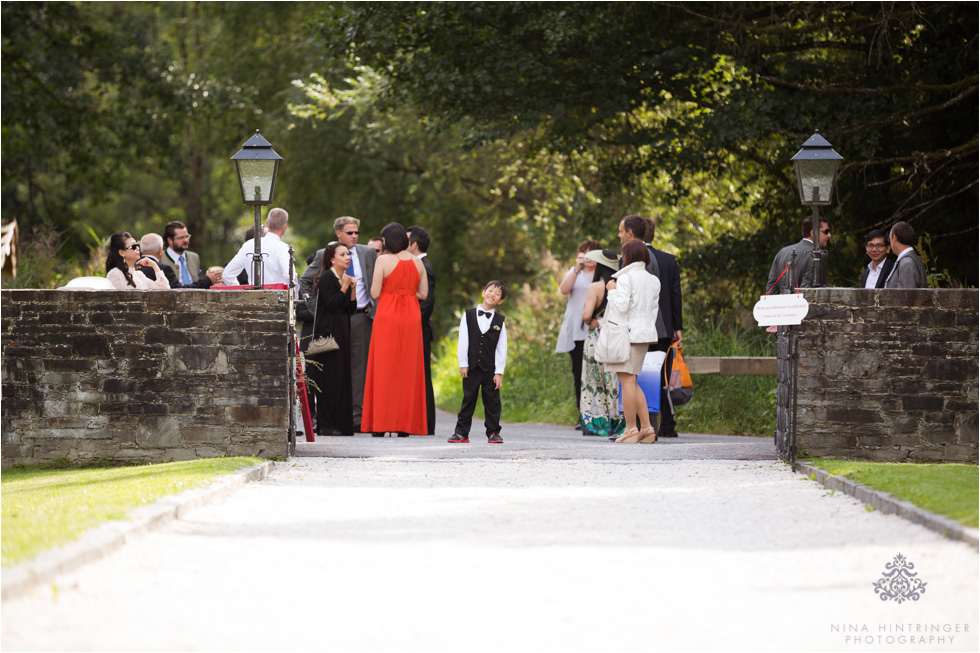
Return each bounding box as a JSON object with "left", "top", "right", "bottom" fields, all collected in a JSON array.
[
  {"left": 595, "top": 319, "right": 630, "bottom": 364},
  {"left": 307, "top": 281, "right": 340, "bottom": 355},
  {"left": 306, "top": 334, "right": 339, "bottom": 355}
]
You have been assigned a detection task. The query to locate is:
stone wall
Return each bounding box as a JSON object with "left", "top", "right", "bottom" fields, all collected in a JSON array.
[
  {"left": 1, "top": 290, "right": 290, "bottom": 467},
  {"left": 776, "top": 288, "right": 978, "bottom": 463}
]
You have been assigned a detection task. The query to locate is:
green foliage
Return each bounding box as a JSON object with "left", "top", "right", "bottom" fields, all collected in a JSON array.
[
  {"left": 806, "top": 459, "right": 979, "bottom": 528},
  {"left": 3, "top": 2, "right": 975, "bottom": 321},
  {"left": 316, "top": 1, "right": 979, "bottom": 307},
  {"left": 916, "top": 232, "right": 955, "bottom": 289},
  {"left": 1, "top": 457, "right": 262, "bottom": 566}
]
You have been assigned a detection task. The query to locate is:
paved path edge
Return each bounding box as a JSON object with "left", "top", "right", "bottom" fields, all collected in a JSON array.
[
  {"left": 796, "top": 462, "right": 978, "bottom": 548},
  {"left": 1, "top": 461, "right": 274, "bottom": 603}
]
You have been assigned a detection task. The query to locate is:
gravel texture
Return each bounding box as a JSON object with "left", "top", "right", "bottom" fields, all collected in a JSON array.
[{"left": 2, "top": 419, "right": 977, "bottom": 652}]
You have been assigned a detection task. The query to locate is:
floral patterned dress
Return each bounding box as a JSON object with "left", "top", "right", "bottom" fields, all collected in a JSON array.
[{"left": 579, "top": 325, "right": 626, "bottom": 437}]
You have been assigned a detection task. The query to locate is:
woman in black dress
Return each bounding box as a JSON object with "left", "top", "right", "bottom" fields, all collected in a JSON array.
[{"left": 308, "top": 242, "right": 356, "bottom": 435}]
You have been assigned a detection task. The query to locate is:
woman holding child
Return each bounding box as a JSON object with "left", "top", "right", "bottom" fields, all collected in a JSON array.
[
  {"left": 579, "top": 249, "right": 626, "bottom": 438},
  {"left": 603, "top": 240, "right": 661, "bottom": 443},
  {"left": 361, "top": 222, "right": 429, "bottom": 437},
  {"left": 308, "top": 242, "right": 357, "bottom": 435}
]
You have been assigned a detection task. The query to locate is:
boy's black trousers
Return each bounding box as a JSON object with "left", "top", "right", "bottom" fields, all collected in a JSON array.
[{"left": 455, "top": 367, "right": 501, "bottom": 436}]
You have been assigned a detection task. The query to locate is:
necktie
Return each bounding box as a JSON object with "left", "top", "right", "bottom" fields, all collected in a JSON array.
[
  {"left": 179, "top": 254, "right": 191, "bottom": 285},
  {"left": 346, "top": 252, "right": 355, "bottom": 277},
  {"left": 479, "top": 310, "right": 490, "bottom": 317}
]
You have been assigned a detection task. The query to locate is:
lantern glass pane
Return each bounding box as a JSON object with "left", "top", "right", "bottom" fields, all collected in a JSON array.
[
  {"left": 237, "top": 160, "right": 277, "bottom": 203},
  {"left": 795, "top": 159, "right": 838, "bottom": 205}
]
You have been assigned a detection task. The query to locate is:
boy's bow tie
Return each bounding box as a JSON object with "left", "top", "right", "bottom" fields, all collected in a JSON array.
[{"left": 478, "top": 309, "right": 493, "bottom": 317}]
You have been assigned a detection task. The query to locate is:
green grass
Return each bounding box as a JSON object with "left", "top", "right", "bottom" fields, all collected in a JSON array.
[
  {"left": 433, "top": 330, "right": 578, "bottom": 426},
  {"left": 1, "top": 457, "right": 262, "bottom": 567},
  {"left": 805, "top": 459, "right": 979, "bottom": 528}
]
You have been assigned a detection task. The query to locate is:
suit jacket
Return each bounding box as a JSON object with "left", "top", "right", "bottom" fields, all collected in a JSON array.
[
  {"left": 884, "top": 250, "right": 927, "bottom": 289},
  {"left": 137, "top": 256, "right": 212, "bottom": 289},
  {"left": 301, "top": 244, "right": 378, "bottom": 318},
  {"left": 766, "top": 239, "right": 815, "bottom": 294},
  {"left": 858, "top": 257, "right": 895, "bottom": 289},
  {"left": 161, "top": 249, "right": 202, "bottom": 283},
  {"left": 419, "top": 255, "right": 435, "bottom": 343},
  {"left": 651, "top": 248, "right": 682, "bottom": 334}
]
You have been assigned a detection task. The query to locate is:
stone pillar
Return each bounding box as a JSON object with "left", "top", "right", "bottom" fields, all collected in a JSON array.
[{"left": 782, "top": 288, "right": 978, "bottom": 463}]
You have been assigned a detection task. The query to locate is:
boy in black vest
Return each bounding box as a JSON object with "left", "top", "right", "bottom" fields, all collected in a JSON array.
[{"left": 449, "top": 280, "right": 508, "bottom": 443}]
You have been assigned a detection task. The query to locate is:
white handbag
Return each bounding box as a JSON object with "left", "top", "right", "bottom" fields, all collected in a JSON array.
[{"left": 595, "top": 319, "right": 630, "bottom": 364}]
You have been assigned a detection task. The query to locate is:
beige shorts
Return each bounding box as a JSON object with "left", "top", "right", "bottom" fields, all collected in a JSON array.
[{"left": 604, "top": 342, "right": 648, "bottom": 376}]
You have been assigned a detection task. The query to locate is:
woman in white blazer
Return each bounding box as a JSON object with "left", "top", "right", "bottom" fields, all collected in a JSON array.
[{"left": 604, "top": 240, "right": 661, "bottom": 443}]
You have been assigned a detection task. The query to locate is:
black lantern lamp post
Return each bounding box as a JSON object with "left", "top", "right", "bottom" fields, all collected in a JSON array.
[
  {"left": 790, "top": 130, "right": 842, "bottom": 287},
  {"left": 231, "top": 130, "right": 283, "bottom": 289}
]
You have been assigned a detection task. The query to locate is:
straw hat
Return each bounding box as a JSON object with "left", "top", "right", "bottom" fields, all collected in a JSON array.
[{"left": 584, "top": 249, "right": 619, "bottom": 271}]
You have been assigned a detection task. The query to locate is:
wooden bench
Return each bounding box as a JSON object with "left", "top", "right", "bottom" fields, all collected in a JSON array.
[{"left": 685, "top": 357, "right": 777, "bottom": 375}]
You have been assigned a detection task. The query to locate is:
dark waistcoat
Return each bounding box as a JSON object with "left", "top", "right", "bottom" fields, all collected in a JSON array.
[{"left": 465, "top": 308, "right": 505, "bottom": 373}]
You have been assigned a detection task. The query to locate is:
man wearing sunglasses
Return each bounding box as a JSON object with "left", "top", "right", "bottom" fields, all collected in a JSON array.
[
  {"left": 766, "top": 216, "right": 832, "bottom": 294},
  {"left": 858, "top": 229, "right": 894, "bottom": 289},
  {"left": 300, "top": 216, "right": 377, "bottom": 432}
]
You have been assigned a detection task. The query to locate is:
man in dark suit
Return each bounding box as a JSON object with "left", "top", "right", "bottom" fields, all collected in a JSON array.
[
  {"left": 137, "top": 233, "right": 219, "bottom": 288},
  {"left": 766, "top": 216, "right": 832, "bottom": 294},
  {"left": 408, "top": 226, "right": 436, "bottom": 435},
  {"left": 301, "top": 217, "right": 377, "bottom": 430},
  {"left": 858, "top": 229, "right": 894, "bottom": 289},
  {"left": 643, "top": 217, "right": 683, "bottom": 438}
]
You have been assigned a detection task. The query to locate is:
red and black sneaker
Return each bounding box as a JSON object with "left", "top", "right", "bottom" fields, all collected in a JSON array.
[
  {"left": 447, "top": 433, "right": 469, "bottom": 443},
  {"left": 487, "top": 433, "right": 503, "bottom": 444}
]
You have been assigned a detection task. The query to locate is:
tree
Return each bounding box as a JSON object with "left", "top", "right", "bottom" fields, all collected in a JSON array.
[
  {"left": 314, "top": 2, "right": 978, "bottom": 295},
  {"left": 2, "top": 2, "right": 176, "bottom": 240}
]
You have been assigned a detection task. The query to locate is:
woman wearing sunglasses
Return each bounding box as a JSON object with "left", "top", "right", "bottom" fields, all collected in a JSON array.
[{"left": 105, "top": 232, "right": 170, "bottom": 290}]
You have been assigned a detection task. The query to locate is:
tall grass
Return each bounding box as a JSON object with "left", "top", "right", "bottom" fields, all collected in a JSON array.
[
  {"left": 432, "top": 266, "right": 777, "bottom": 435},
  {"left": 433, "top": 266, "right": 579, "bottom": 426},
  {"left": 673, "top": 320, "right": 777, "bottom": 436},
  {"left": 2, "top": 223, "right": 106, "bottom": 289}
]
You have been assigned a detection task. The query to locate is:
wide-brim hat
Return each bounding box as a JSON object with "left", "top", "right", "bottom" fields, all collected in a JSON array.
[{"left": 584, "top": 249, "right": 619, "bottom": 271}]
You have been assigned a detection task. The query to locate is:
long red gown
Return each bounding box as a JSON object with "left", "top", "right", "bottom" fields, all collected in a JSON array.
[{"left": 361, "top": 257, "right": 428, "bottom": 434}]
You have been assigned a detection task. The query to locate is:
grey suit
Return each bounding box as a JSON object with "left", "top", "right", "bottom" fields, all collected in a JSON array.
[
  {"left": 302, "top": 243, "right": 377, "bottom": 428},
  {"left": 884, "top": 250, "right": 927, "bottom": 289},
  {"left": 766, "top": 239, "right": 815, "bottom": 295},
  {"left": 161, "top": 249, "right": 202, "bottom": 283}
]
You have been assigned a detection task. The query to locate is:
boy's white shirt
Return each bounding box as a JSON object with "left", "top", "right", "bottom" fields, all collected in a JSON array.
[{"left": 457, "top": 304, "right": 508, "bottom": 374}]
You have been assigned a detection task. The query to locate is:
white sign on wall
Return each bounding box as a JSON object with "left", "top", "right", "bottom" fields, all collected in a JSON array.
[{"left": 753, "top": 294, "right": 810, "bottom": 326}]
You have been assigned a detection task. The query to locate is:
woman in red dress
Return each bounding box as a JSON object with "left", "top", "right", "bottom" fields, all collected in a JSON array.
[{"left": 361, "top": 222, "right": 429, "bottom": 437}]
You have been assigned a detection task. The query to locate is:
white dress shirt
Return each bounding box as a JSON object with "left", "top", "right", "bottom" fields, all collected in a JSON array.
[
  {"left": 167, "top": 247, "right": 194, "bottom": 283},
  {"left": 222, "top": 232, "right": 295, "bottom": 292},
  {"left": 457, "top": 305, "right": 508, "bottom": 375},
  {"left": 864, "top": 259, "right": 885, "bottom": 289},
  {"left": 349, "top": 245, "right": 371, "bottom": 310}
]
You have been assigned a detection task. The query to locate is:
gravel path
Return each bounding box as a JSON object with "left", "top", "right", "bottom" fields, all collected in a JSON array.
[{"left": 2, "top": 418, "right": 977, "bottom": 652}]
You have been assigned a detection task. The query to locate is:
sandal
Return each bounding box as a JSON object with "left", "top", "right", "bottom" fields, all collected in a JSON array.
[
  {"left": 616, "top": 428, "right": 642, "bottom": 444},
  {"left": 637, "top": 427, "right": 658, "bottom": 444}
]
